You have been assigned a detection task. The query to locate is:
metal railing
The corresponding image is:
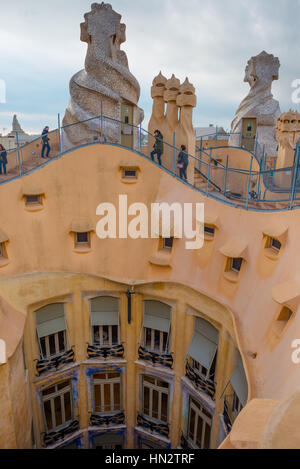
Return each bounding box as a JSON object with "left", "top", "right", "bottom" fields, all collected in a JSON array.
[
  {"left": 185, "top": 361, "right": 216, "bottom": 400},
  {"left": 90, "top": 412, "right": 125, "bottom": 427},
  {"left": 138, "top": 345, "right": 174, "bottom": 369},
  {"left": 42, "top": 419, "right": 80, "bottom": 447},
  {"left": 35, "top": 348, "right": 75, "bottom": 376},
  {"left": 137, "top": 414, "right": 169, "bottom": 438},
  {"left": 87, "top": 343, "right": 125, "bottom": 360},
  {"left": 2, "top": 110, "right": 300, "bottom": 212}
]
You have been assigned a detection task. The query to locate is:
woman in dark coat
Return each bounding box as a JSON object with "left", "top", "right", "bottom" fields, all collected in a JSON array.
[
  {"left": 0, "top": 145, "right": 8, "bottom": 176},
  {"left": 177, "top": 145, "right": 188, "bottom": 181}
]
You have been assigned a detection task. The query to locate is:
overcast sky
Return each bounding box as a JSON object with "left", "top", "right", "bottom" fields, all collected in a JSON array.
[{"left": 0, "top": 0, "right": 299, "bottom": 135}]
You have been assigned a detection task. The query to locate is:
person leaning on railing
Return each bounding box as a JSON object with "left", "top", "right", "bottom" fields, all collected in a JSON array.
[
  {"left": 0, "top": 145, "right": 7, "bottom": 176},
  {"left": 151, "top": 129, "right": 164, "bottom": 166},
  {"left": 41, "top": 126, "right": 51, "bottom": 159}
]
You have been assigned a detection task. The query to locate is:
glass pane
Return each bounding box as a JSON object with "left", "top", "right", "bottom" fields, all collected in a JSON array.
[
  {"left": 108, "top": 373, "right": 120, "bottom": 379},
  {"left": 152, "top": 390, "right": 159, "bottom": 420},
  {"left": 189, "top": 408, "right": 195, "bottom": 441},
  {"left": 40, "top": 337, "right": 46, "bottom": 358},
  {"left": 54, "top": 396, "right": 62, "bottom": 428},
  {"left": 103, "top": 326, "right": 109, "bottom": 345},
  {"left": 157, "top": 380, "right": 169, "bottom": 389},
  {"left": 145, "top": 328, "right": 151, "bottom": 348},
  {"left": 104, "top": 384, "right": 111, "bottom": 411},
  {"left": 163, "top": 332, "right": 168, "bottom": 352},
  {"left": 57, "top": 381, "right": 69, "bottom": 391},
  {"left": 49, "top": 334, "right": 56, "bottom": 356},
  {"left": 154, "top": 330, "right": 160, "bottom": 351},
  {"left": 112, "top": 326, "right": 119, "bottom": 345},
  {"left": 93, "top": 326, "right": 100, "bottom": 345},
  {"left": 161, "top": 393, "right": 168, "bottom": 422},
  {"left": 114, "top": 383, "right": 121, "bottom": 411},
  {"left": 58, "top": 331, "right": 66, "bottom": 353},
  {"left": 192, "top": 398, "right": 201, "bottom": 410},
  {"left": 64, "top": 392, "right": 72, "bottom": 422},
  {"left": 196, "top": 416, "right": 203, "bottom": 448},
  {"left": 44, "top": 400, "right": 53, "bottom": 431},
  {"left": 204, "top": 423, "right": 211, "bottom": 449},
  {"left": 144, "top": 376, "right": 155, "bottom": 385},
  {"left": 144, "top": 385, "right": 150, "bottom": 415},
  {"left": 42, "top": 386, "right": 56, "bottom": 396},
  {"left": 94, "top": 385, "right": 101, "bottom": 413},
  {"left": 94, "top": 374, "right": 106, "bottom": 380}
]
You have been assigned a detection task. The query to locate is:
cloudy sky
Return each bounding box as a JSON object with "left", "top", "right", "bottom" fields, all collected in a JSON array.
[{"left": 0, "top": 0, "right": 299, "bottom": 135}]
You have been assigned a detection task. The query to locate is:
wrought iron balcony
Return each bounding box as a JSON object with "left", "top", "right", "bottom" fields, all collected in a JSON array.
[
  {"left": 181, "top": 433, "right": 192, "bottom": 450},
  {"left": 42, "top": 420, "right": 80, "bottom": 447},
  {"left": 87, "top": 343, "right": 125, "bottom": 360},
  {"left": 138, "top": 345, "right": 173, "bottom": 369},
  {"left": 36, "top": 348, "right": 75, "bottom": 376},
  {"left": 185, "top": 361, "right": 216, "bottom": 400},
  {"left": 223, "top": 398, "right": 233, "bottom": 434},
  {"left": 137, "top": 414, "right": 169, "bottom": 438},
  {"left": 90, "top": 412, "right": 125, "bottom": 427}
]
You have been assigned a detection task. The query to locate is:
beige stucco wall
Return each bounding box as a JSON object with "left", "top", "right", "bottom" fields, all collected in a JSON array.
[{"left": 0, "top": 143, "right": 299, "bottom": 448}]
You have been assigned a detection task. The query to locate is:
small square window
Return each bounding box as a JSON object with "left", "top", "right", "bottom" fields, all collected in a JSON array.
[
  {"left": 123, "top": 169, "right": 137, "bottom": 179},
  {"left": 25, "top": 195, "right": 42, "bottom": 206},
  {"left": 204, "top": 225, "right": 215, "bottom": 239},
  {"left": 269, "top": 237, "right": 282, "bottom": 253},
  {"left": 163, "top": 238, "right": 174, "bottom": 250},
  {"left": 273, "top": 306, "right": 294, "bottom": 336},
  {"left": 75, "top": 232, "right": 90, "bottom": 247},
  {"left": 228, "top": 257, "right": 243, "bottom": 273}
]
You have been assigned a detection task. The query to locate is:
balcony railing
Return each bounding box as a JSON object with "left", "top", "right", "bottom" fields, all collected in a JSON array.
[
  {"left": 138, "top": 345, "right": 174, "bottom": 369},
  {"left": 181, "top": 433, "right": 192, "bottom": 450},
  {"left": 223, "top": 401, "right": 233, "bottom": 434},
  {"left": 36, "top": 348, "right": 75, "bottom": 376},
  {"left": 87, "top": 343, "right": 125, "bottom": 360},
  {"left": 137, "top": 414, "right": 169, "bottom": 439},
  {"left": 90, "top": 412, "right": 125, "bottom": 427},
  {"left": 185, "top": 361, "right": 216, "bottom": 400},
  {"left": 42, "top": 419, "right": 80, "bottom": 447}
]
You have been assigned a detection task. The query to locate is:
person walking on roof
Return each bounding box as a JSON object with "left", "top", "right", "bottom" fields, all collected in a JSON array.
[
  {"left": 0, "top": 145, "right": 8, "bottom": 176},
  {"left": 177, "top": 145, "right": 189, "bottom": 181},
  {"left": 151, "top": 130, "right": 164, "bottom": 166},
  {"left": 41, "top": 126, "right": 51, "bottom": 159}
]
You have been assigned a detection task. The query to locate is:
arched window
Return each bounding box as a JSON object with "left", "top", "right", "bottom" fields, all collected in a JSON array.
[
  {"left": 142, "top": 300, "right": 171, "bottom": 354},
  {"left": 187, "top": 317, "right": 219, "bottom": 384},
  {"left": 90, "top": 297, "right": 120, "bottom": 347},
  {"left": 35, "top": 303, "right": 67, "bottom": 359}
]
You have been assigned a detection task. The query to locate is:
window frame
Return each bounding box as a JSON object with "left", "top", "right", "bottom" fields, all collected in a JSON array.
[
  {"left": 35, "top": 304, "right": 68, "bottom": 361},
  {"left": 41, "top": 381, "right": 73, "bottom": 434},
  {"left": 187, "top": 397, "right": 212, "bottom": 449},
  {"left": 204, "top": 225, "right": 215, "bottom": 240},
  {"left": 75, "top": 231, "right": 91, "bottom": 248},
  {"left": 267, "top": 236, "right": 282, "bottom": 253},
  {"left": 162, "top": 237, "right": 174, "bottom": 251},
  {"left": 142, "top": 375, "right": 169, "bottom": 424},
  {"left": 25, "top": 195, "right": 42, "bottom": 206},
  {"left": 39, "top": 330, "right": 67, "bottom": 360},
  {"left": 143, "top": 327, "right": 169, "bottom": 354},
  {"left": 92, "top": 372, "right": 122, "bottom": 416},
  {"left": 93, "top": 324, "right": 120, "bottom": 348}
]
